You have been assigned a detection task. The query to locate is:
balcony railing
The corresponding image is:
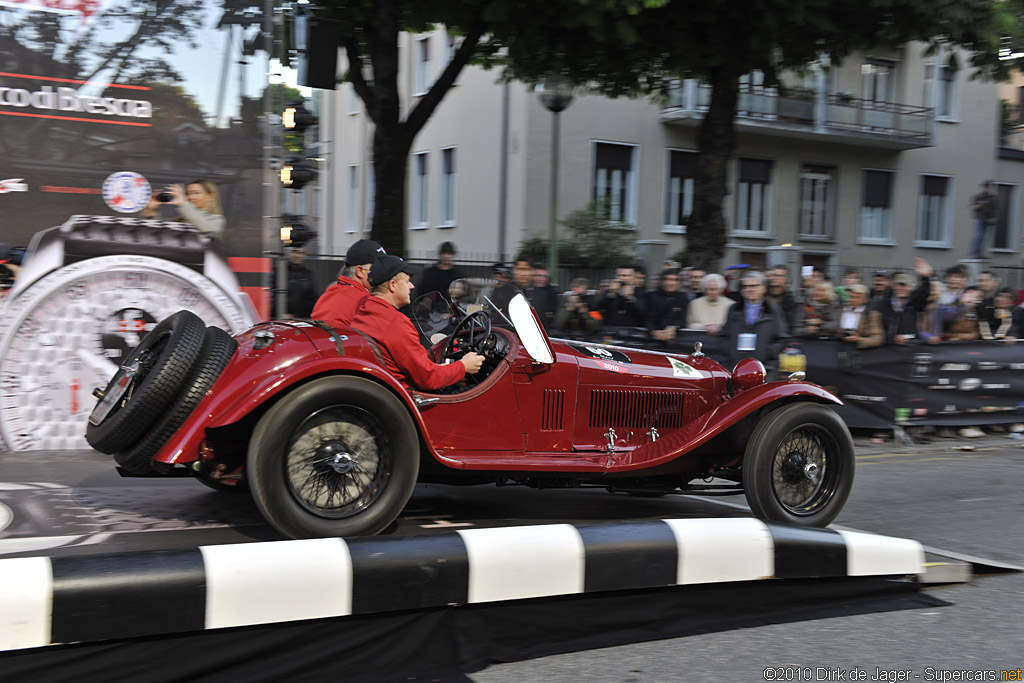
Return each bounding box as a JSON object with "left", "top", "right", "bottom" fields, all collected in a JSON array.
[{"left": 663, "top": 81, "right": 934, "bottom": 148}]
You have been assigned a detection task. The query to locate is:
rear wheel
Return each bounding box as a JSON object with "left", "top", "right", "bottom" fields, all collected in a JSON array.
[
  {"left": 247, "top": 376, "right": 419, "bottom": 538},
  {"left": 742, "top": 403, "right": 854, "bottom": 527},
  {"left": 86, "top": 310, "right": 205, "bottom": 454}
]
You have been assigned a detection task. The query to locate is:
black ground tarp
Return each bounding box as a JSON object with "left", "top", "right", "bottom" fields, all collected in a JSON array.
[{"left": 1, "top": 578, "right": 945, "bottom": 683}]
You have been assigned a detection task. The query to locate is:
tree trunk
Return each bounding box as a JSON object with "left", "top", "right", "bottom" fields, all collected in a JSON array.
[
  {"left": 365, "top": 0, "right": 407, "bottom": 255},
  {"left": 689, "top": 66, "right": 740, "bottom": 272},
  {"left": 371, "top": 127, "right": 412, "bottom": 257},
  {"left": 352, "top": 0, "right": 483, "bottom": 257}
]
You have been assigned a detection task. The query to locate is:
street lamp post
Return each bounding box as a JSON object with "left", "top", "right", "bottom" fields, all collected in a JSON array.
[{"left": 537, "top": 75, "right": 574, "bottom": 285}]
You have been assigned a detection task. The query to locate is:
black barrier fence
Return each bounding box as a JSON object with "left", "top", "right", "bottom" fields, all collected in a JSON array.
[{"left": 567, "top": 329, "right": 1024, "bottom": 431}]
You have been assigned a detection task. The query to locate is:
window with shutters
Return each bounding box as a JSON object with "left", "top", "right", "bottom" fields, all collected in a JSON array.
[
  {"left": 438, "top": 147, "right": 456, "bottom": 227},
  {"left": 734, "top": 158, "right": 773, "bottom": 235},
  {"left": 798, "top": 164, "right": 836, "bottom": 239},
  {"left": 923, "top": 58, "right": 959, "bottom": 121},
  {"left": 663, "top": 149, "right": 696, "bottom": 234},
  {"left": 916, "top": 174, "right": 951, "bottom": 246},
  {"left": 414, "top": 37, "right": 431, "bottom": 96},
  {"left": 346, "top": 165, "right": 358, "bottom": 233},
  {"left": 858, "top": 169, "right": 894, "bottom": 243},
  {"left": 592, "top": 142, "right": 637, "bottom": 224},
  {"left": 410, "top": 153, "right": 429, "bottom": 229},
  {"left": 993, "top": 183, "right": 1017, "bottom": 252}
]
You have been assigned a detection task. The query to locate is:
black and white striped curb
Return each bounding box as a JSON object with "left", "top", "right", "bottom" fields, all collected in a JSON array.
[{"left": 0, "top": 518, "right": 924, "bottom": 652}]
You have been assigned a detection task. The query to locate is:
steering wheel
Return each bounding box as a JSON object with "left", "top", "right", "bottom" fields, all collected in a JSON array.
[{"left": 442, "top": 310, "right": 491, "bottom": 360}]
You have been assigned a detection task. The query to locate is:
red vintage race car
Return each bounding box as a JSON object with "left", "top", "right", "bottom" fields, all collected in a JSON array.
[{"left": 86, "top": 280, "right": 854, "bottom": 539}]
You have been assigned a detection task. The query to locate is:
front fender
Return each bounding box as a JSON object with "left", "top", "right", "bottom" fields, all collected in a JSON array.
[{"left": 603, "top": 381, "right": 842, "bottom": 473}]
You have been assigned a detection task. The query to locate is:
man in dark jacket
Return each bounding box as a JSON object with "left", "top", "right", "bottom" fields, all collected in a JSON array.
[
  {"left": 526, "top": 264, "right": 559, "bottom": 330},
  {"left": 765, "top": 265, "right": 800, "bottom": 330},
  {"left": 285, "top": 247, "right": 318, "bottom": 319},
  {"left": 646, "top": 269, "right": 689, "bottom": 342},
  {"left": 868, "top": 258, "right": 933, "bottom": 345},
  {"left": 595, "top": 264, "right": 646, "bottom": 328},
  {"left": 417, "top": 241, "right": 465, "bottom": 299},
  {"left": 720, "top": 270, "right": 790, "bottom": 368}
]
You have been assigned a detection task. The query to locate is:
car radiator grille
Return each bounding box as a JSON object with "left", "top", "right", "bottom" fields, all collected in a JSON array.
[{"left": 588, "top": 389, "right": 689, "bottom": 429}]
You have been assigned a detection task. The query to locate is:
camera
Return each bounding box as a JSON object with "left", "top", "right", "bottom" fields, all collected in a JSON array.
[{"left": 156, "top": 191, "right": 174, "bottom": 202}]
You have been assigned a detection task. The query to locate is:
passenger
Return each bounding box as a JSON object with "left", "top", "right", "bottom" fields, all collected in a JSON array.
[
  {"left": 351, "top": 255, "right": 484, "bottom": 391},
  {"left": 311, "top": 239, "right": 386, "bottom": 328}
]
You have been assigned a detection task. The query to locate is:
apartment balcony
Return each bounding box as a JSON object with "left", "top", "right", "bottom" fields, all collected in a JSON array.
[{"left": 661, "top": 81, "right": 934, "bottom": 150}]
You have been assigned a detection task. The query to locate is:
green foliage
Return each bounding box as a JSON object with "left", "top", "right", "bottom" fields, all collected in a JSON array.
[{"left": 518, "top": 198, "right": 636, "bottom": 268}]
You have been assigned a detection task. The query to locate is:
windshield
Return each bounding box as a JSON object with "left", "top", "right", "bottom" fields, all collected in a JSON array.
[{"left": 410, "top": 278, "right": 519, "bottom": 345}]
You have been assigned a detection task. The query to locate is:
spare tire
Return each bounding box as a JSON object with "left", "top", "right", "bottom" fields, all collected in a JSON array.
[
  {"left": 86, "top": 310, "right": 205, "bottom": 454},
  {"left": 115, "top": 326, "right": 237, "bottom": 474}
]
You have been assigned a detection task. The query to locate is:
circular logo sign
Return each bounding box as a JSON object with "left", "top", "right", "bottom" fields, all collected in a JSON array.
[{"left": 102, "top": 171, "right": 152, "bottom": 213}]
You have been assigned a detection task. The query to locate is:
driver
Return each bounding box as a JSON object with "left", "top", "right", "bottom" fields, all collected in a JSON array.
[{"left": 351, "top": 255, "right": 485, "bottom": 391}]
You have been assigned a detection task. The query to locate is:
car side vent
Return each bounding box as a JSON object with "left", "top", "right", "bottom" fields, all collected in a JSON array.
[
  {"left": 541, "top": 389, "right": 565, "bottom": 431},
  {"left": 589, "top": 389, "right": 686, "bottom": 429}
]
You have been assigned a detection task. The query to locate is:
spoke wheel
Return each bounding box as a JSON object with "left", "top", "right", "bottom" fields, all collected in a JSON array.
[
  {"left": 247, "top": 376, "right": 419, "bottom": 539},
  {"left": 771, "top": 427, "right": 832, "bottom": 514},
  {"left": 286, "top": 406, "right": 391, "bottom": 518},
  {"left": 743, "top": 403, "right": 854, "bottom": 527}
]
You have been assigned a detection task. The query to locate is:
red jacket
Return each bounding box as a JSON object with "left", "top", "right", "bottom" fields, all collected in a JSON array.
[
  {"left": 351, "top": 296, "right": 465, "bottom": 390},
  {"left": 311, "top": 275, "right": 368, "bottom": 328}
]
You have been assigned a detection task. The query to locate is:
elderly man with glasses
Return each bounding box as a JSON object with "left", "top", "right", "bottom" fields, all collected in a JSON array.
[{"left": 720, "top": 270, "right": 790, "bottom": 369}]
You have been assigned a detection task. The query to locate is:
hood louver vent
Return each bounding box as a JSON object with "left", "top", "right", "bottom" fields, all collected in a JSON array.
[
  {"left": 589, "top": 389, "right": 687, "bottom": 429},
  {"left": 541, "top": 389, "right": 565, "bottom": 431}
]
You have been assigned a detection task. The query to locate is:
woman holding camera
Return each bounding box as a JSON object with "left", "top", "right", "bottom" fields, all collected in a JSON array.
[{"left": 142, "top": 180, "right": 225, "bottom": 240}]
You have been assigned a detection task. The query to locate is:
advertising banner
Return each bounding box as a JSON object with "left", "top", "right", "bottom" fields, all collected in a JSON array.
[
  {"left": 614, "top": 330, "right": 1024, "bottom": 430},
  {"left": 0, "top": 0, "right": 270, "bottom": 257}
]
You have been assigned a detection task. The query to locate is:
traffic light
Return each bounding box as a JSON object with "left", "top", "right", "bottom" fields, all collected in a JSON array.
[
  {"left": 279, "top": 98, "right": 319, "bottom": 188},
  {"left": 282, "top": 101, "right": 317, "bottom": 133},
  {"left": 280, "top": 214, "right": 316, "bottom": 247},
  {"left": 280, "top": 157, "right": 318, "bottom": 190},
  {"left": 282, "top": 100, "right": 318, "bottom": 155}
]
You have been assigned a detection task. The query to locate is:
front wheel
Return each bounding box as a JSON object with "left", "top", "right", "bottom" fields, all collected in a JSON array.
[
  {"left": 247, "top": 376, "right": 419, "bottom": 539},
  {"left": 742, "top": 403, "right": 854, "bottom": 527}
]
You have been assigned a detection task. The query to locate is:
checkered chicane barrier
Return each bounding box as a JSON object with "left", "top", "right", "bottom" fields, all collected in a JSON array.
[{"left": 0, "top": 518, "right": 925, "bottom": 652}]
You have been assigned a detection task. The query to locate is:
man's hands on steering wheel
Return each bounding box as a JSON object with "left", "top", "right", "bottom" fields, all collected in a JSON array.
[
  {"left": 442, "top": 309, "right": 491, "bottom": 378},
  {"left": 460, "top": 352, "right": 484, "bottom": 375}
]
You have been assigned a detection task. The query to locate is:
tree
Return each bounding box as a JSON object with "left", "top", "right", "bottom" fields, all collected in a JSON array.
[
  {"left": 517, "top": 197, "right": 637, "bottom": 268},
  {"left": 310, "top": 0, "right": 651, "bottom": 256},
  {"left": 492, "top": 0, "right": 1016, "bottom": 270}
]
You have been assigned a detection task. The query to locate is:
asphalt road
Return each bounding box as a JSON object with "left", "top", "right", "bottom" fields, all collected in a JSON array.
[{"left": 1, "top": 433, "right": 1023, "bottom": 681}]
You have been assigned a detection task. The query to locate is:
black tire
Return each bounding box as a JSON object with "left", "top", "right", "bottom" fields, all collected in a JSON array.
[
  {"left": 115, "top": 326, "right": 237, "bottom": 475},
  {"left": 742, "top": 403, "right": 855, "bottom": 528},
  {"left": 86, "top": 310, "right": 206, "bottom": 454},
  {"left": 247, "top": 376, "right": 419, "bottom": 539}
]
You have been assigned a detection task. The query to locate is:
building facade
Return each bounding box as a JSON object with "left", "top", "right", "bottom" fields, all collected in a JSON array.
[{"left": 320, "top": 31, "right": 1024, "bottom": 281}]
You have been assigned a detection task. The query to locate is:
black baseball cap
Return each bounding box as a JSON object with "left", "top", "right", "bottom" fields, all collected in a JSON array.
[
  {"left": 369, "top": 255, "right": 421, "bottom": 288},
  {"left": 345, "top": 239, "right": 386, "bottom": 266}
]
